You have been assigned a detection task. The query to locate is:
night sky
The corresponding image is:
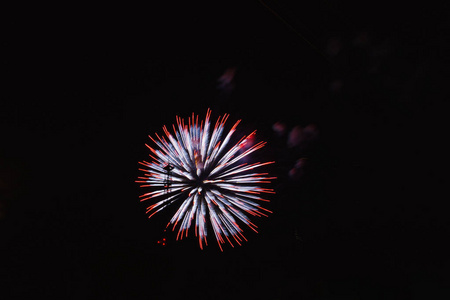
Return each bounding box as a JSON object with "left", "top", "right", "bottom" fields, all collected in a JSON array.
[{"left": 1, "top": 2, "right": 446, "bottom": 299}]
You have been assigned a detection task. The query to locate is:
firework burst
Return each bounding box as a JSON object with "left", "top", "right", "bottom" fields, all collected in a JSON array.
[{"left": 136, "top": 109, "right": 275, "bottom": 251}]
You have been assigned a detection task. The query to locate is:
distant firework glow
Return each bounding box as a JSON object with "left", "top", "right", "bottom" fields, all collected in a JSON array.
[{"left": 136, "top": 109, "right": 275, "bottom": 251}]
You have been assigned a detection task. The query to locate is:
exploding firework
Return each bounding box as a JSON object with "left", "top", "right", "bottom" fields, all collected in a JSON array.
[{"left": 136, "top": 109, "right": 275, "bottom": 251}]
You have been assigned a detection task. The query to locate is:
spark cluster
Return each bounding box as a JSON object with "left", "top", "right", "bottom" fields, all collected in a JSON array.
[{"left": 136, "top": 109, "right": 275, "bottom": 251}]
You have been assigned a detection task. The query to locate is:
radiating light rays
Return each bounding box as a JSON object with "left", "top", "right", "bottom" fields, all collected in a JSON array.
[{"left": 136, "top": 109, "right": 275, "bottom": 251}]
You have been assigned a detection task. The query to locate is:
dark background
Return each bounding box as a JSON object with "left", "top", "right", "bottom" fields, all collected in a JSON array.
[{"left": 1, "top": 2, "right": 446, "bottom": 299}]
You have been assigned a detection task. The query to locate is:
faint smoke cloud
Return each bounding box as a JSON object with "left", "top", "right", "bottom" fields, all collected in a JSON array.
[
  {"left": 217, "top": 67, "right": 237, "bottom": 93},
  {"left": 288, "top": 124, "right": 319, "bottom": 149},
  {"left": 288, "top": 158, "right": 307, "bottom": 180},
  {"left": 272, "top": 121, "right": 287, "bottom": 137},
  {"left": 326, "top": 36, "right": 343, "bottom": 57}
]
